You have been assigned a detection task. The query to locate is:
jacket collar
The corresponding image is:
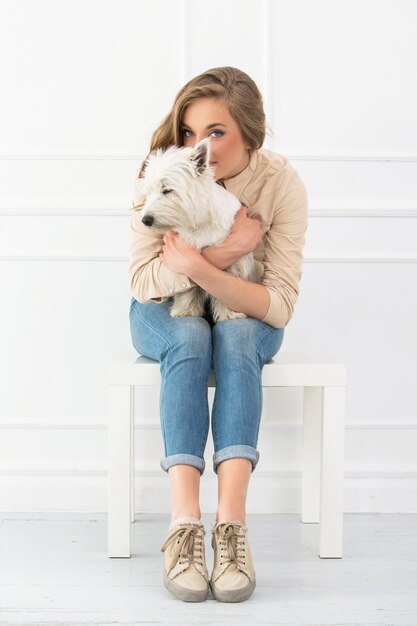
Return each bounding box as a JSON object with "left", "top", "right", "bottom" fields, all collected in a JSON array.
[{"left": 216, "top": 149, "right": 258, "bottom": 198}]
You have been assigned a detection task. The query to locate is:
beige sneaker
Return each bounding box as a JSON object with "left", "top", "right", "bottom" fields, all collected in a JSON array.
[
  {"left": 160, "top": 522, "right": 209, "bottom": 602},
  {"left": 210, "top": 521, "right": 256, "bottom": 602}
]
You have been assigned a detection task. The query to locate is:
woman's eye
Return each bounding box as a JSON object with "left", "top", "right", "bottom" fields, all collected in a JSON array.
[{"left": 183, "top": 129, "right": 223, "bottom": 138}]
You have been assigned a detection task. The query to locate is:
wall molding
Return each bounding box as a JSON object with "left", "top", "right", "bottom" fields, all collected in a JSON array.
[
  {"left": 1, "top": 152, "right": 417, "bottom": 161},
  {"left": 0, "top": 466, "right": 416, "bottom": 479},
  {"left": 1, "top": 420, "right": 417, "bottom": 430},
  {"left": 0, "top": 251, "right": 416, "bottom": 263},
  {"left": 311, "top": 208, "right": 417, "bottom": 217},
  {"left": 289, "top": 153, "right": 417, "bottom": 162},
  {"left": 306, "top": 253, "right": 417, "bottom": 263},
  {"left": 1, "top": 205, "right": 416, "bottom": 217}
]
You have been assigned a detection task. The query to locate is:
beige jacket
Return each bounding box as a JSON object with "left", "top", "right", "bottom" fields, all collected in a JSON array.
[{"left": 128, "top": 148, "right": 308, "bottom": 329}]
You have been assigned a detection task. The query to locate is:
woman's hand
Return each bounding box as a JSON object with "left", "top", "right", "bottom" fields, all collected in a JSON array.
[
  {"left": 200, "top": 206, "right": 265, "bottom": 271},
  {"left": 159, "top": 230, "right": 203, "bottom": 276},
  {"left": 229, "top": 206, "right": 265, "bottom": 254}
]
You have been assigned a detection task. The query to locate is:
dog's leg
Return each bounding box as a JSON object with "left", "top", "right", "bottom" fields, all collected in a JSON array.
[
  {"left": 170, "top": 287, "right": 206, "bottom": 318},
  {"left": 226, "top": 254, "right": 257, "bottom": 281},
  {"left": 210, "top": 253, "right": 257, "bottom": 322},
  {"left": 211, "top": 296, "right": 246, "bottom": 322}
]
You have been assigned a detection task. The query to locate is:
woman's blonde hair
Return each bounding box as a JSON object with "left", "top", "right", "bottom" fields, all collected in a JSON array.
[{"left": 137, "top": 66, "right": 270, "bottom": 179}]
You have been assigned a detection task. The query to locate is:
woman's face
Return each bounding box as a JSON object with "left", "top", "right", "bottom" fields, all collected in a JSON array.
[{"left": 181, "top": 97, "right": 250, "bottom": 181}]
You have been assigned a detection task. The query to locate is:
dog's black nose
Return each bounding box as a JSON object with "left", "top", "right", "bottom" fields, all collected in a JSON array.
[{"left": 141, "top": 215, "right": 154, "bottom": 227}]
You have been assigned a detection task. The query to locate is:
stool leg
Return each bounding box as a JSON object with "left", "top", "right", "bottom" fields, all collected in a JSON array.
[
  {"left": 302, "top": 386, "right": 322, "bottom": 523},
  {"left": 108, "top": 384, "right": 132, "bottom": 557},
  {"left": 130, "top": 385, "right": 135, "bottom": 523},
  {"left": 319, "top": 385, "right": 346, "bottom": 558}
]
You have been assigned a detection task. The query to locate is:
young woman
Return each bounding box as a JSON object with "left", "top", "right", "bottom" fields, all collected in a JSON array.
[{"left": 129, "top": 66, "right": 308, "bottom": 603}]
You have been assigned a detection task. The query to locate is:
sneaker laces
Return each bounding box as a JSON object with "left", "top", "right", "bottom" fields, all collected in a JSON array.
[
  {"left": 213, "top": 522, "right": 248, "bottom": 571},
  {"left": 161, "top": 524, "right": 206, "bottom": 573}
]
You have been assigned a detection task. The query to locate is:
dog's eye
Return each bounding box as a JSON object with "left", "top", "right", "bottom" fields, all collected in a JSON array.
[{"left": 161, "top": 188, "right": 173, "bottom": 195}]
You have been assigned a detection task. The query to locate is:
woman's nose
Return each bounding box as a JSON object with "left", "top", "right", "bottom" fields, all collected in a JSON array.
[
  {"left": 194, "top": 133, "right": 210, "bottom": 144},
  {"left": 186, "top": 136, "right": 209, "bottom": 149}
]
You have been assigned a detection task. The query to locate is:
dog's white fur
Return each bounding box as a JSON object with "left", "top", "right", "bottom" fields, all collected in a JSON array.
[{"left": 135, "top": 138, "right": 257, "bottom": 322}]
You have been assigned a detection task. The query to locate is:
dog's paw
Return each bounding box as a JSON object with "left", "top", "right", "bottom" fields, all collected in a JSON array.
[
  {"left": 213, "top": 309, "right": 247, "bottom": 322},
  {"left": 170, "top": 305, "right": 205, "bottom": 318},
  {"left": 211, "top": 298, "right": 247, "bottom": 322},
  {"left": 170, "top": 308, "right": 194, "bottom": 317},
  {"left": 170, "top": 289, "right": 205, "bottom": 318}
]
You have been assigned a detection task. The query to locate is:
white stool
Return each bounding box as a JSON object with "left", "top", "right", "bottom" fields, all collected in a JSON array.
[{"left": 107, "top": 350, "right": 346, "bottom": 559}]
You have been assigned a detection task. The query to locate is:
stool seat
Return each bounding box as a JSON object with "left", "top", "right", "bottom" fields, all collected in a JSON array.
[
  {"left": 108, "top": 350, "right": 346, "bottom": 387},
  {"left": 107, "top": 350, "right": 347, "bottom": 559}
]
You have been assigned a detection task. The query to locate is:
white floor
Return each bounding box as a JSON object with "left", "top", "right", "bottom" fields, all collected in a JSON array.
[{"left": 0, "top": 512, "right": 416, "bottom": 625}]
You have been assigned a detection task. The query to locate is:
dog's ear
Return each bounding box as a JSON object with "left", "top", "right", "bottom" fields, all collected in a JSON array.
[{"left": 189, "top": 138, "right": 210, "bottom": 174}]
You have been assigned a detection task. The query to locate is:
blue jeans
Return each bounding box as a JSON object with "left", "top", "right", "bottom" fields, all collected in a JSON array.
[{"left": 129, "top": 296, "right": 284, "bottom": 476}]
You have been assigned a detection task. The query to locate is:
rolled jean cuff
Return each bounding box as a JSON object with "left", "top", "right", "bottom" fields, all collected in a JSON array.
[
  {"left": 160, "top": 453, "right": 205, "bottom": 476},
  {"left": 213, "top": 445, "right": 260, "bottom": 475}
]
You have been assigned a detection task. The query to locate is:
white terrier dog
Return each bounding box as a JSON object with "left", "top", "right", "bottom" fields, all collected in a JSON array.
[{"left": 135, "top": 138, "right": 257, "bottom": 322}]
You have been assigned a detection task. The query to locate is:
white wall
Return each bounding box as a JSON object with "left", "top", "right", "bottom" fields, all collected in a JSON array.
[{"left": 0, "top": 0, "right": 416, "bottom": 513}]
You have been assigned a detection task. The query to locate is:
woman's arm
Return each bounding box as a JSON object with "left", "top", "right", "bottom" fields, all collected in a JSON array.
[
  {"left": 201, "top": 206, "right": 264, "bottom": 270},
  {"left": 188, "top": 256, "right": 271, "bottom": 320},
  {"left": 158, "top": 230, "right": 270, "bottom": 319},
  {"left": 160, "top": 172, "right": 308, "bottom": 328}
]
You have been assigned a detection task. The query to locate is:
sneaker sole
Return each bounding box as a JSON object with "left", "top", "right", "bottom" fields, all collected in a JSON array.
[
  {"left": 163, "top": 573, "right": 209, "bottom": 602},
  {"left": 210, "top": 579, "right": 256, "bottom": 603}
]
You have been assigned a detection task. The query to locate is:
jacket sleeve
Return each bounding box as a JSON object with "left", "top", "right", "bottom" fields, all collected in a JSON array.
[
  {"left": 259, "top": 170, "right": 308, "bottom": 328},
  {"left": 128, "top": 184, "right": 195, "bottom": 303}
]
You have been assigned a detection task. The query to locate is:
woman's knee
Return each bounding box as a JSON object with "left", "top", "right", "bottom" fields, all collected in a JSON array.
[
  {"left": 169, "top": 316, "right": 212, "bottom": 360},
  {"left": 212, "top": 317, "right": 262, "bottom": 356},
  {"left": 130, "top": 297, "right": 212, "bottom": 361},
  {"left": 212, "top": 316, "right": 284, "bottom": 364}
]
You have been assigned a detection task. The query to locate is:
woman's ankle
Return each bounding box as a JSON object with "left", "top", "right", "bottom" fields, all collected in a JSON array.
[
  {"left": 171, "top": 510, "right": 201, "bottom": 524},
  {"left": 216, "top": 511, "right": 246, "bottom": 525},
  {"left": 169, "top": 515, "right": 202, "bottom": 530}
]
